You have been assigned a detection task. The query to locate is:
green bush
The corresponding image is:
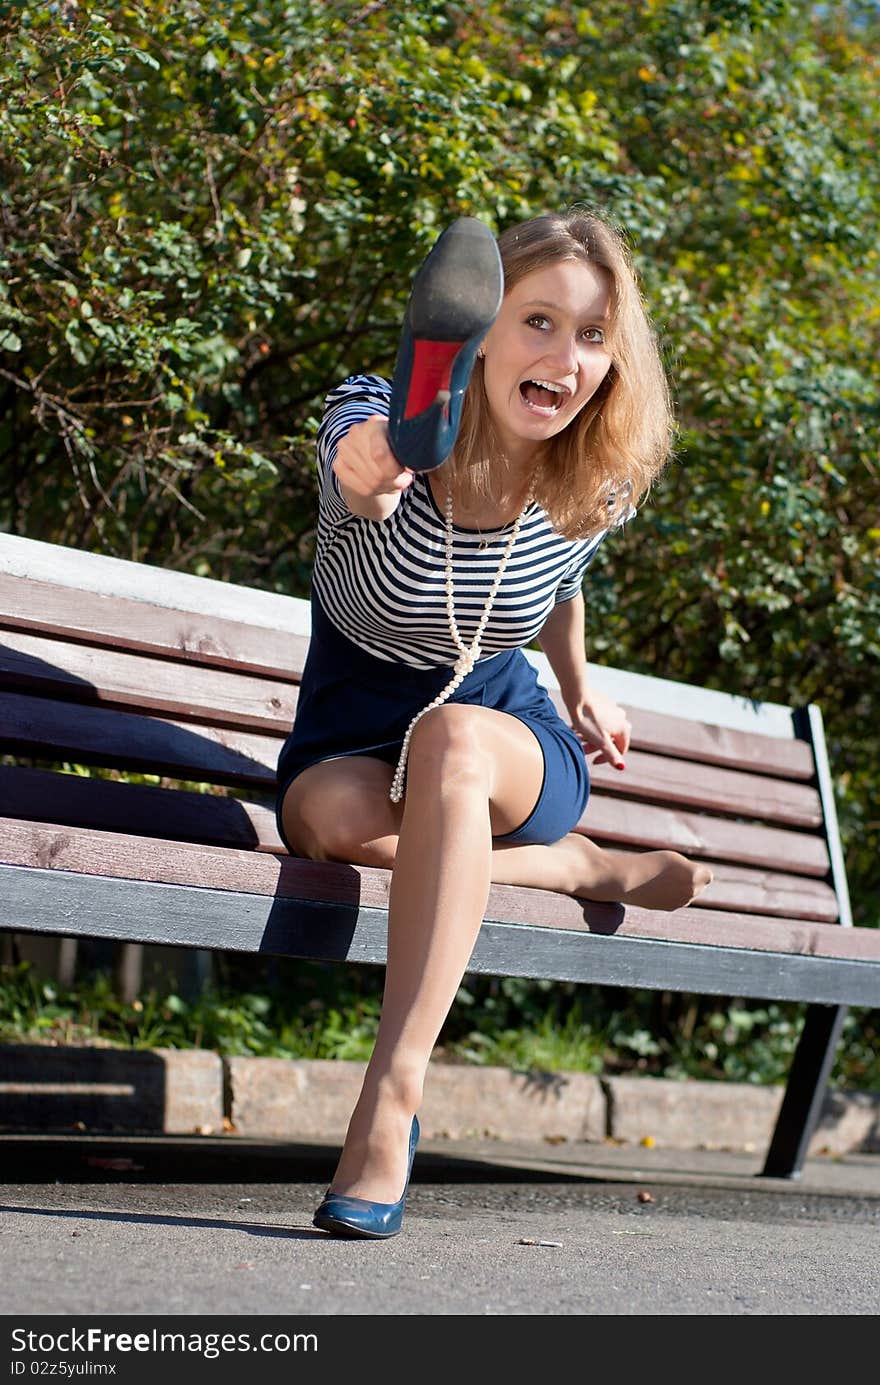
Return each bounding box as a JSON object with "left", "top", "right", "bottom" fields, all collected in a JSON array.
[{"left": 2, "top": 959, "right": 878, "bottom": 1092}]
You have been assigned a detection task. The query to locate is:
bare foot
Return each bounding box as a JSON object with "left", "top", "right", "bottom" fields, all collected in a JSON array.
[{"left": 562, "top": 836, "right": 714, "bottom": 911}]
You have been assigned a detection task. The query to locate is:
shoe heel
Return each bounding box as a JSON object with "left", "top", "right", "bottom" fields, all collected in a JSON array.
[{"left": 403, "top": 340, "right": 459, "bottom": 419}]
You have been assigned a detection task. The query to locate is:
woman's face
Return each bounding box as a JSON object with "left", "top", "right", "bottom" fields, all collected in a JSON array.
[{"left": 480, "top": 258, "right": 613, "bottom": 463}]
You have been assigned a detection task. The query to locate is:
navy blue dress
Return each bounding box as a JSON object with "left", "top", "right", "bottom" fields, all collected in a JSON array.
[{"left": 276, "top": 591, "right": 590, "bottom": 850}]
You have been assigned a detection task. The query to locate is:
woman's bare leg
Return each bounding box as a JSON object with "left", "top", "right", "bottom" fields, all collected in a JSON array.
[
  {"left": 285, "top": 704, "right": 546, "bottom": 1204},
  {"left": 283, "top": 754, "right": 713, "bottom": 912},
  {"left": 282, "top": 715, "right": 712, "bottom": 1204},
  {"left": 494, "top": 835, "right": 715, "bottom": 911}
]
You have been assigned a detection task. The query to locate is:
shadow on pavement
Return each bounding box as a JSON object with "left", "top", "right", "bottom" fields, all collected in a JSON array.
[{"left": 0, "top": 1132, "right": 599, "bottom": 1185}]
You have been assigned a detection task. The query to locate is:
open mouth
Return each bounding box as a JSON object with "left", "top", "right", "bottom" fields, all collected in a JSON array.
[{"left": 519, "top": 379, "right": 570, "bottom": 413}]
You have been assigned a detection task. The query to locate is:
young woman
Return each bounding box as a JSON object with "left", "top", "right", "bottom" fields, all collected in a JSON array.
[{"left": 276, "top": 209, "right": 713, "bottom": 1239}]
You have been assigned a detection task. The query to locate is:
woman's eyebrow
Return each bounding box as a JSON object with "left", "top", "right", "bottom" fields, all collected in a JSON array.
[{"left": 521, "top": 298, "right": 608, "bottom": 322}]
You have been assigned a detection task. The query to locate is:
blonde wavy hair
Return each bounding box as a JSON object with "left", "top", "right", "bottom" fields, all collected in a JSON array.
[{"left": 448, "top": 208, "right": 675, "bottom": 540}]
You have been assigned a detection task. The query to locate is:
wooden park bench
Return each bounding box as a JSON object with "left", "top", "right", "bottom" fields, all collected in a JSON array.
[{"left": 1, "top": 532, "right": 878, "bottom": 1178}]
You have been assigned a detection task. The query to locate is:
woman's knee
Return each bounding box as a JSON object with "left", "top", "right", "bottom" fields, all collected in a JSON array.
[{"left": 407, "top": 705, "right": 491, "bottom": 789}]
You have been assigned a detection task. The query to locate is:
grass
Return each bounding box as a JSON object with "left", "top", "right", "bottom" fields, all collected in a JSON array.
[{"left": 1, "top": 957, "right": 878, "bottom": 1091}]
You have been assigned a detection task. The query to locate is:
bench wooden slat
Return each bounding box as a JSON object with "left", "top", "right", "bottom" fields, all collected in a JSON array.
[
  {"left": 0, "top": 533, "right": 815, "bottom": 736},
  {"left": 1, "top": 691, "right": 278, "bottom": 786},
  {"left": 0, "top": 764, "right": 830, "bottom": 879},
  {"left": 617, "top": 705, "right": 814, "bottom": 780},
  {"left": 546, "top": 688, "right": 815, "bottom": 781},
  {"left": 0, "top": 572, "right": 311, "bottom": 678},
  {"left": 581, "top": 792, "right": 830, "bottom": 877},
  {"left": 0, "top": 765, "right": 282, "bottom": 852},
  {"left": 670, "top": 860, "right": 838, "bottom": 922},
  {"left": 426, "top": 878, "right": 870, "bottom": 959},
  {"left": 587, "top": 749, "right": 822, "bottom": 828},
  {"left": 0, "top": 533, "right": 311, "bottom": 641},
  {"left": 0, "top": 819, "right": 874, "bottom": 962},
  {"left": 0, "top": 629, "right": 296, "bottom": 733}
]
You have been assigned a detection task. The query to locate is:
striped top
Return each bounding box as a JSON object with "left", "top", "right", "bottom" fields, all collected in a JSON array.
[{"left": 312, "top": 374, "right": 629, "bottom": 669}]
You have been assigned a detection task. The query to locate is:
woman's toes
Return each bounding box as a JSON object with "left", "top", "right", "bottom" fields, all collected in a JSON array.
[
  {"left": 661, "top": 852, "right": 714, "bottom": 907},
  {"left": 690, "top": 862, "right": 714, "bottom": 899}
]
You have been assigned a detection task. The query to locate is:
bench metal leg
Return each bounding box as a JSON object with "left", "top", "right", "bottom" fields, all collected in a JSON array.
[{"left": 761, "top": 1003, "right": 847, "bottom": 1178}]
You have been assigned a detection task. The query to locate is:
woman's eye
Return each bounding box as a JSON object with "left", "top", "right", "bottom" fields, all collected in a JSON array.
[
  {"left": 526, "top": 315, "right": 551, "bottom": 330},
  {"left": 582, "top": 327, "right": 605, "bottom": 344}
]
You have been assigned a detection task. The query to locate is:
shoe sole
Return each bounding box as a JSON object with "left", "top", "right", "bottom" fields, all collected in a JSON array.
[
  {"left": 408, "top": 217, "right": 504, "bottom": 339},
  {"left": 400, "top": 218, "right": 503, "bottom": 422},
  {"left": 312, "top": 1212, "right": 400, "bottom": 1240}
]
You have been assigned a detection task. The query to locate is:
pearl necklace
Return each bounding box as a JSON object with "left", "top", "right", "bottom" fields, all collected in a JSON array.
[{"left": 389, "top": 477, "right": 535, "bottom": 804}]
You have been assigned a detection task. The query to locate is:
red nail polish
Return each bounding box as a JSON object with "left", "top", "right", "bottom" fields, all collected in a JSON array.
[{"left": 616, "top": 761, "right": 626, "bottom": 771}]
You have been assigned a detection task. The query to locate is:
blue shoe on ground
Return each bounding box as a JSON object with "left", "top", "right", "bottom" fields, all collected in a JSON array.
[
  {"left": 387, "top": 217, "right": 503, "bottom": 474},
  {"left": 312, "top": 1115, "right": 421, "bottom": 1240}
]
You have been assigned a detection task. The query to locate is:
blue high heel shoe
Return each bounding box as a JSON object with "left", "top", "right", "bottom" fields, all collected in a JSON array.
[
  {"left": 312, "top": 1115, "right": 420, "bottom": 1240},
  {"left": 387, "top": 217, "right": 503, "bottom": 474}
]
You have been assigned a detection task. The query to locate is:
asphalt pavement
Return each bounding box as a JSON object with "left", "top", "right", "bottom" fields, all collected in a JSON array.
[{"left": 1, "top": 1131, "right": 878, "bottom": 1322}]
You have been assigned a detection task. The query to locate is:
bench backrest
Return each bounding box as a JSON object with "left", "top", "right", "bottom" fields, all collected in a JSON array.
[{"left": 0, "top": 534, "right": 852, "bottom": 937}]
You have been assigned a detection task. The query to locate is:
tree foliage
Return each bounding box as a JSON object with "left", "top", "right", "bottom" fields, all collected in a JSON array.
[{"left": 1, "top": 0, "right": 878, "bottom": 922}]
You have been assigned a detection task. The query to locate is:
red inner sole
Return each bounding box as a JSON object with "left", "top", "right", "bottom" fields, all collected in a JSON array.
[{"left": 404, "top": 339, "right": 462, "bottom": 419}]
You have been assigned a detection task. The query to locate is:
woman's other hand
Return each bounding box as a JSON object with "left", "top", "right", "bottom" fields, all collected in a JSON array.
[{"left": 569, "top": 686, "right": 631, "bottom": 771}]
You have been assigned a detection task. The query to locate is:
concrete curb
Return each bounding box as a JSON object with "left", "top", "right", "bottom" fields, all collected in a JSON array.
[
  {"left": 227, "top": 1057, "right": 607, "bottom": 1143},
  {"left": 1, "top": 1046, "right": 878, "bottom": 1154},
  {"left": 0, "top": 1044, "right": 223, "bottom": 1135}
]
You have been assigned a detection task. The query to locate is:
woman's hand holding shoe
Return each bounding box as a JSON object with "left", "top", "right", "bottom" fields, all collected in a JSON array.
[{"left": 333, "top": 414, "right": 415, "bottom": 521}]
